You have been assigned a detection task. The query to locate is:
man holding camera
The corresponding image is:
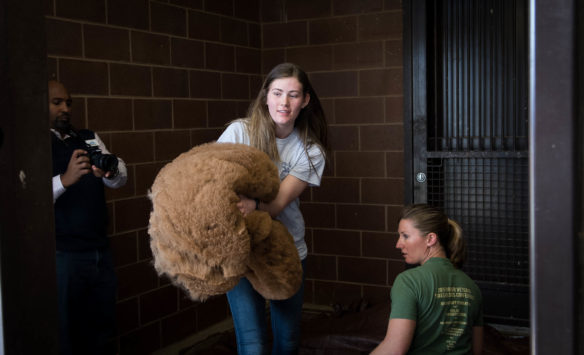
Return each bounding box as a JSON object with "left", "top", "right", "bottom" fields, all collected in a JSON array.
[{"left": 49, "top": 80, "right": 127, "bottom": 355}]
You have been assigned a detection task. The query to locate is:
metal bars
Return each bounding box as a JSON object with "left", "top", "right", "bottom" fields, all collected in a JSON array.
[
  {"left": 428, "top": 157, "right": 529, "bottom": 285},
  {"left": 428, "top": 0, "right": 528, "bottom": 152},
  {"left": 426, "top": 0, "right": 529, "bottom": 288},
  {"left": 410, "top": 0, "right": 531, "bottom": 325}
]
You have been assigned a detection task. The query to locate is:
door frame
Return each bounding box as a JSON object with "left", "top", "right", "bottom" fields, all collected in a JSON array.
[
  {"left": 0, "top": 0, "right": 60, "bottom": 353},
  {"left": 403, "top": 0, "right": 427, "bottom": 205},
  {"left": 529, "top": 0, "right": 577, "bottom": 353}
]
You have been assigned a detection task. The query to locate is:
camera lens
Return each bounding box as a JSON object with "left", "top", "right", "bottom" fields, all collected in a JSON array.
[
  {"left": 90, "top": 151, "right": 118, "bottom": 174},
  {"left": 99, "top": 154, "right": 118, "bottom": 174}
]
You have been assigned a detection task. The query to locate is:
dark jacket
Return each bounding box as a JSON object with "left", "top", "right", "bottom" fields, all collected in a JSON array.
[{"left": 52, "top": 129, "right": 108, "bottom": 251}]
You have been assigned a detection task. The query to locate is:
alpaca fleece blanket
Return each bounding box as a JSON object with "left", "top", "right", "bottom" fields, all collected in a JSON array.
[{"left": 148, "top": 142, "right": 302, "bottom": 301}]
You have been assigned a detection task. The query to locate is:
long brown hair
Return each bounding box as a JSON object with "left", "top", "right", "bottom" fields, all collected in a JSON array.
[
  {"left": 400, "top": 204, "right": 466, "bottom": 268},
  {"left": 244, "top": 63, "right": 327, "bottom": 173}
]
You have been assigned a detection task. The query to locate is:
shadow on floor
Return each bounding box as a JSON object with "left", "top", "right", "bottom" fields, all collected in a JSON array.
[{"left": 181, "top": 302, "right": 530, "bottom": 355}]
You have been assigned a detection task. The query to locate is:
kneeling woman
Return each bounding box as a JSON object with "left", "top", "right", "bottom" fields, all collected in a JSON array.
[{"left": 371, "top": 204, "right": 483, "bottom": 355}]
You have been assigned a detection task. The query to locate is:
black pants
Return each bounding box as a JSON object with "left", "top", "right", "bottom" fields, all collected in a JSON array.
[{"left": 56, "top": 249, "right": 117, "bottom": 355}]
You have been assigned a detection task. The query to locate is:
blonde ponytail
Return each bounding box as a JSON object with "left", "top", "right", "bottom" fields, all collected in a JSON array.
[
  {"left": 447, "top": 219, "right": 466, "bottom": 269},
  {"left": 400, "top": 204, "right": 467, "bottom": 268}
]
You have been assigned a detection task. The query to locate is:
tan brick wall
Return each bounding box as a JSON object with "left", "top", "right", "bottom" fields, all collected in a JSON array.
[
  {"left": 45, "top": 0, "right": 404, "bottom": 352},
  {"left": 256, "top": 0, "right": 405, "bottom": 307}
]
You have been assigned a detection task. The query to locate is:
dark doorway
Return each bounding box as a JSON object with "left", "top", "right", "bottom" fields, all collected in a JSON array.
[{"left": 404, "top": 0, "right": 529, "bottom": 325}]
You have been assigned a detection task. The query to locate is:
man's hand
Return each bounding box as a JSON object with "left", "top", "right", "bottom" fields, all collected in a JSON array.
[
  {"left": 60, "top": 149, "right": 91, "bottom": 188},
  {"left": 91, "top": 165, "right": 112, "bottom": 178}
]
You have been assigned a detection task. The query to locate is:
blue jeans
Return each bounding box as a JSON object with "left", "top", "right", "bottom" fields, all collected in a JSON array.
[
  {"left": 227, "top": 259, "right": 306, "bottom": 355},
  {"left": 56, "top": 249, "right": 117, "bottom": 355}
]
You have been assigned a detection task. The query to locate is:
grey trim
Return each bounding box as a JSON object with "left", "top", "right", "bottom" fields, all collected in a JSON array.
[{"left": 529, "top": 0, "right": 577, "bottom": 353}]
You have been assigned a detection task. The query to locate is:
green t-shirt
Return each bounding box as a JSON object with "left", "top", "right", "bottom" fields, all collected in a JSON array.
[{"left": 390, "top": 258, "right": 483, "bottom": 354}]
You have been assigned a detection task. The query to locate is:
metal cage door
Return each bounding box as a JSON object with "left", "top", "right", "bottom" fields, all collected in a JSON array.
[{"left": 406, "top": 0, "right": 529, "bottom": 325}]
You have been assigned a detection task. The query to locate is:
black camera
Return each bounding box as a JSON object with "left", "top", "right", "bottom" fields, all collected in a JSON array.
[
  {"left": 84, "top": 144, "right": 119, "bottom": 176},
  {"left": 68, "top": 128, "right": 119, "bottom": 176}
]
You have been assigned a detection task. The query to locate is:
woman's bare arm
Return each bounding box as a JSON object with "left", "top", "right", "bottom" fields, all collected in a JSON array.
[
  {"left": 237, "top": 174, "right": 308, "bottom": 217},
  {"left": 370, "top": 318, "right": 416, "bottom": 355}
]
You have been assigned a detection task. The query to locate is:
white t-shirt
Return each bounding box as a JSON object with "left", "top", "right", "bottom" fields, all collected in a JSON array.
[{"left": 217, "top": 120, "right": 325, "bottom": 260}]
